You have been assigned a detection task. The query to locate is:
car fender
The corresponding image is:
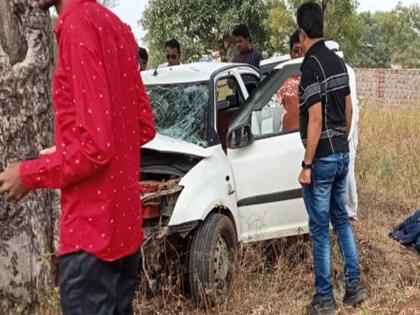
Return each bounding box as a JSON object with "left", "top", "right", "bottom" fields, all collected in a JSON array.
[{"left": 168, "top": 146, "right": 240, "bottom": 237}]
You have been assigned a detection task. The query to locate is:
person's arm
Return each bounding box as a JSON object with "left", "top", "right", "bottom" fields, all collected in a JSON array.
[
  {"left": 19, "top": 39, "right": 115, "bottom": 190},
  {"left": 303, "top": 103, "right": 323, "bottom": 164},
  {"left": 298, "top": 60, "right": 322, "bottom": 186},
  {"left": 345, "top": 94, "right": 353, "bottom": 136}
]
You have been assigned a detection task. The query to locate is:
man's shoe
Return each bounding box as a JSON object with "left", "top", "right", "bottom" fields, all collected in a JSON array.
[
  {"left": 343, "top": 283, "right": 368, "bottom": 306},
  {"left": 306, "top": 295, "right": 338, "bottom": 315}
]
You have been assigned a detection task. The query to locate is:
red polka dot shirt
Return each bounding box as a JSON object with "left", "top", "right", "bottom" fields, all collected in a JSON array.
[{"left": 19, "top": 0, "right": 156, "bottom": 261}]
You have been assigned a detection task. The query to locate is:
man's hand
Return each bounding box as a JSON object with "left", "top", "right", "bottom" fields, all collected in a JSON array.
[
  {"left": 298, "top": 168, "right": 312, "bottom": 186},
  {"left": 40, "top": 146, "right": 56, "bottom": 155},
  {"left": 0, "top": 163, "right": 29, "bottom": 202}
]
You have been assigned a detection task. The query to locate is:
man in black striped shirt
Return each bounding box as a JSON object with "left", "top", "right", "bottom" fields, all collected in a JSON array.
[
  {"left": 232, "top": 24, "right": 262, "bottom": 68},
  {"left": 297, "top": 2, "right": 368, "bottom": 315}
]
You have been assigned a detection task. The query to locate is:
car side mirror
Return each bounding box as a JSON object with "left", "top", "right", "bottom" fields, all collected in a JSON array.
[{"left": 227, "top": 125, "right": 253, "bottom": 149}]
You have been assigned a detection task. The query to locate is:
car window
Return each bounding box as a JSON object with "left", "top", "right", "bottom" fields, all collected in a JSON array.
[
  {"left": 251, "top": 75, "right": 300, "bottom": 138},
  {"left": 146, "top": 82, "right": 210, "bottom": 147},
  {"left": 251, "top": 96, "right": 283, "bottom": 137},
  {"left": 241, "top": 73, "right": 260, "bottom": 96},
  {"left": 216, "top": 77, "right": 243, "bottom": 110}
]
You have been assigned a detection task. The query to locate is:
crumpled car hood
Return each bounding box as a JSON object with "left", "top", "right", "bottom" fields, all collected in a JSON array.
[{"left": 142, "top": 133, "right": 210, "bottom": 158}]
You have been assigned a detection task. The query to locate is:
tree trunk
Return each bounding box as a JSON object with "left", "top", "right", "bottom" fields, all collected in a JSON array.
[{"left": 0, "top": 1, "right": 57, "bottom": 313}]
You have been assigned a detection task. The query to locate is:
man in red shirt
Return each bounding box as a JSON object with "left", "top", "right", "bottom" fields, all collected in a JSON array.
[
  {"left": 0, "top": 0, "right": 156, "bottom": 314},
  {"left": 276, "top": 30, "right": 304, "bottom": 132}
]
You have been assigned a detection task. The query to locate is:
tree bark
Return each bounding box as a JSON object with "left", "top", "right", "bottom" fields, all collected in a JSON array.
[{"left": 0, "top": 1, "right": 57, "bottom": 313}]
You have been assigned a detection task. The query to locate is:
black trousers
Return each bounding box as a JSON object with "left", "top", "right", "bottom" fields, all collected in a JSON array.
[{"left": 59, "top": 250, "right": 140, "bottom": 315}]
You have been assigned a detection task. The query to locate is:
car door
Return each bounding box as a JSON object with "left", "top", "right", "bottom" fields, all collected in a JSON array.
[
  {"left": 227, "top": 60, "right": 309, "bottom": 243},
  {"left": 213, "top": 67, "right": 259, "bottom": 151}
]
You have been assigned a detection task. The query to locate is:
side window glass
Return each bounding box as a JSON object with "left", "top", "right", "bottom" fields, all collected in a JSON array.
[
  {"left": 216, "top": 77, "right": 242, "bottom": 111},
  {"left": 241, "top": 74, "right": 259, "bottom": 96},
  {"left": 216, "top": 76, "right": 245, "bottom": 152},
  {"left": 252, "top": 75, "right": 300, "bottom": 138},
  {"left": 251, "top": 97, "right": 283, "bottom": 136}
]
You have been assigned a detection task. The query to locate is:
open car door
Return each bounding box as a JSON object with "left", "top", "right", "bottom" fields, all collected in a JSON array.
[{"left": 227, "top": 59, "right": 309, "bottom": 242}]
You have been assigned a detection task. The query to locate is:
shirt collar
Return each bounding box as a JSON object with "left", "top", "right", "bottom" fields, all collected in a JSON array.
[{"left": 54, "top": 0, "right": 96, "bottom": 37}]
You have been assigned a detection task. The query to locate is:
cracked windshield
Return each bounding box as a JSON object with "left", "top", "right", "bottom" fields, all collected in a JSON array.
[{"left": 146, "top": 82, "right": 210, "bottom": 147}]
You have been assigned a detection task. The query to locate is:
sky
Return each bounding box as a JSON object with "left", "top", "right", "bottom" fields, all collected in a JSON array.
[
  {"left": 110, "top": 0, "right": 148, "bottom": 45},
  {"left": 110, "top": 0, "right": 420, "bottom": 46}
]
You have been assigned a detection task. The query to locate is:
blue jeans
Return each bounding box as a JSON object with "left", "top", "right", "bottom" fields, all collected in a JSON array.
[{"left": 302, "top": 152, "right": 361, "bottom": 300}]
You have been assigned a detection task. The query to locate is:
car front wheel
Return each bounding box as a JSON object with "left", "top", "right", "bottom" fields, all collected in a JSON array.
[{"left": 188, "top": 213, "right": 238, "bottom": 306}]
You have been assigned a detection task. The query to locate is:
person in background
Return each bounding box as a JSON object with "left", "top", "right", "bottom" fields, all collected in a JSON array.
[
  {"left": 276, "top": 30, "right": 304, "bottom": 132},
  {"left": 346, "top": 66, "right": 359, "bottom": 220},
  {"left": 159, "top": 38, "right": 182, "bottom": 68},
  {"left": 0, "top": 0, "right": 156, "bottom": 314},
  {"left": 324, "top": 41, "right": 360, "bottom": 220},
  {"left": 232, "top": 24, "right": 262, "bottom": 68},
  {"left": 138, "top": 46, "right": 148, "bottom": 71},
  {"left": 296, "top": 2, "right": 367, "bottom": 314}
]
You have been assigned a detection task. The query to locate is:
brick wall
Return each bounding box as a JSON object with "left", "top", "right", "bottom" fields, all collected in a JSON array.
[{"left": 354, "top": 69, "right": 420, "bottom": 106}]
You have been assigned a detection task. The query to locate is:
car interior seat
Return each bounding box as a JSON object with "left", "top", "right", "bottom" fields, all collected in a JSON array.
[{"left": 217, "top": 91, "right": 242, "bottom": 153}]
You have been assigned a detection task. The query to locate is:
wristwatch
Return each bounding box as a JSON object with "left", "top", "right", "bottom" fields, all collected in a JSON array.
[{"left": 301, "top": 161, "right": 312, "bottom": 170}]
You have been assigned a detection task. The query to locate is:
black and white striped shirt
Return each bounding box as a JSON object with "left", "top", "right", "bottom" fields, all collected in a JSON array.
[{"left": 299, "top": 40, "right": 350, "bottom": 159}]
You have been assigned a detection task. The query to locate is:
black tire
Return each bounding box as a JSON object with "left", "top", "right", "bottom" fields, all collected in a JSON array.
[{"left": 189, "top": 213, "right": 238, "bottom": 307}]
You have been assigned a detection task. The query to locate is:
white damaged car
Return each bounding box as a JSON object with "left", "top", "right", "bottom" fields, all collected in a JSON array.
[{"left": 139, "top": 50, "right": 358, "bottom": 304}]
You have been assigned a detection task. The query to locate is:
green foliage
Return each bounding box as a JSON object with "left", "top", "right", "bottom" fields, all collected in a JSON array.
[
  {"left": 141, "top": 0, "right": 269, "bottom": 67},
  {"left": 353, "top": 4, "right": 420, "bottom": 68},
  {"left": 264, "top": 0, "right": 295, "bottom": 54},
  {"left": 383, "top": 4, "right": 420, "bottom": 68},
  {"left": 352, "top": 12, "right": 392, "bottom": 68},
  {"left": 264, "top": 0, "right": 364, "bottom": 64},
  {"left": 141, "top": 0, "right": 420, "bottom": 68}
]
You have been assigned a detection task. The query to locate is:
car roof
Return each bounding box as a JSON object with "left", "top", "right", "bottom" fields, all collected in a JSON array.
[
  {"left": 260, "top": 41, "right": 344, "bottom": 76},
  {"left": 142, "top": 62, "right": 251, "bottom": 85},
  {"left": 260, "top": 54, "right": 291, "bottom": 67}
]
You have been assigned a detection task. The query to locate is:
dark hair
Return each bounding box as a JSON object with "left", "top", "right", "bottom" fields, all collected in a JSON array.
[
  {"left": 289, "top": 30, "right": 300, "bottom": 51},
  {"left": 232, "top": 24, "right": 251, "bottom": 41},
  {"left": 138, "top": 47, "right": 148, "bottom": 61},
  {"left": 165, "top": 39, "right": 181, "bottom": 54},
  {"left": 297, "top": 2, "right": 324, "bottom": 39}
]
